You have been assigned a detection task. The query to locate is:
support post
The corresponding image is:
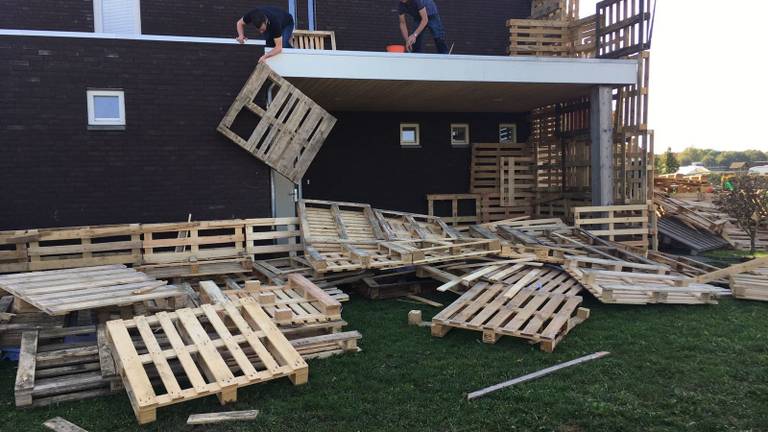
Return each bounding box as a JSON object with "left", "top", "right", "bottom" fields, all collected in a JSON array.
[{"left": 590, "top": 86, "right": 614, "bottom": 206}]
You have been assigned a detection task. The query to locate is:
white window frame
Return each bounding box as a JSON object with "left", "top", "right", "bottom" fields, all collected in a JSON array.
[
  {"left": 87, "top": 90, "right": 126, "bottom": 127},
  {"left": 400, "top": 123, "right": 420, "bottom": 147},
  {"left": 450, "top": 123, "right": 470, "bottom": 147},
  {"left": 500, "top": 123, "right": 518, "bottom": 143},
  {"left": 93, "top": 0, "right": 142, "bottom": 34}
]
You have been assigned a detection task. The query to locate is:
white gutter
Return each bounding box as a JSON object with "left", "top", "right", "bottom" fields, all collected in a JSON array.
[{"left": 0, "top": 29, "right": 266, "bottom": 46}]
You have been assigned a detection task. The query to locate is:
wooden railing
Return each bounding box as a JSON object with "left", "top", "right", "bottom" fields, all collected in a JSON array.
[{"left": 291, "top": 30, "right": 337, "bottom": 50}]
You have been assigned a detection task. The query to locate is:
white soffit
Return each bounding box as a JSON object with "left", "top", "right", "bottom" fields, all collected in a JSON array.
[{"left": 267, "top": 49, "right": 637, "bottom": 86}]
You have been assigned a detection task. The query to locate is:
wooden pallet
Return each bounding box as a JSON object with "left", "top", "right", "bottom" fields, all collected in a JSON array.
[
  {"left": 106, "top": 298, "right": 308, "bottom": 424},
  {"left": 290, "top": 30, "right": 336, "bottom": 50},
  {"left": 0, "top": 230, "right": 29, "bottom": 273},
  {"left": 470, "top": 143, "right": 532, "bottom": 194},
  {"left": 220, "top": 274, "right": 342, "bottom": 325},
  {"left": 244, "top": 217, "right": 303, "bottom": 259},
  {"left": 426, "top": 194, "right": 482, "bottom": 232},
  {"left": 380, "top": 239, "right": 500, "bottom": 266},
  {"left": 251, "top": 256, "right": 360, "bottom": 299},
  {"left": 359, "top": 270, "right": 425, "bottom": 300},
  {"left": 431, "top": 268, "right": 589, "bottom": 352},
  {"left": 141, "top": 220, "right": 246, "bottom": 265},
  {"left": 299, "top": 199, "right": 385, "bottom": 245},
  {"left": 23, "top": 225, "right": 142, "bottom": 272},
  {"left": 506, "top": 19, "right": 571, "bottom": 57},
  {"left": 615, "top": 51, "right": 650, "bottom": 133},
  {"left": 596, "top": 0, "right": 653, "bottom": 59},
  {"left": 564, "top": 256, "right": 730, "bottom": 305},
  {"left": 480, "top": 192, "right": 533, "bottom": 223},
  {"left": 376, "top": 208, "right": 460, "bottom": 240},
  {"left": 0, "top": 265, "right": 186, "bottom": 315},
  {"left": 731, "top": 268, "right": 768, "bottom": 301},
  {"left": 531, "top": 0, "right": 579, "bottom": 21},
  {"left": 573, "top": 203, "right": 656, "bottom": 251},
  {"left": 15, "top": 326, "right": 122, "bottom": 408},
  {"left": 499, "top": 157, "right": 536, "bottom": 208},
  {"left": 647, "top": 251, "right": 726, "bottom": 282},
  {"left": 217, "top": 64, "right": 337, "bottom": 184}
]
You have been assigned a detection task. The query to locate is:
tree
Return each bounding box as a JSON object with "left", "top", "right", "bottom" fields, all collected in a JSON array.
[
  {"left": 714, "top": 175, "right": 768, "bottom": 254},
  {"left": 664, "top": 147, "right": 680, "bottom": 174}
]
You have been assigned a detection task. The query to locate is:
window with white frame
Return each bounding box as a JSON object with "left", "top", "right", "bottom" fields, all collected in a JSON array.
[
  {"left": 87, "top": 90, "right": 126, "bottom": 128},
  {"left": 500, "top": 123, "right": 518, "bottom": 143},
  {"left": 451, "top": 124, "right": 470, "bottom": 147},
  {"left": 93, "top": 0, "right": 142, "bottom": 34},
  {"left": 400, "top": 123, "right": 420, "bottom": 147}
]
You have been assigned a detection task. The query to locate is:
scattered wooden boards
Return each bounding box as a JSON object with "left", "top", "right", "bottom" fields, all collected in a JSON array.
[{"left": 187, "top": 409, "right": 260, "bottom": 425}]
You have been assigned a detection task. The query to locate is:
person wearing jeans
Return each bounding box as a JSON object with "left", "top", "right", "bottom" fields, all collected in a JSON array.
[
  {"left": 235, "top": 6, "right": 294, "bottom": 63},
  {"left": 398, "top": 0, "right": 449, "bottom": 54}
]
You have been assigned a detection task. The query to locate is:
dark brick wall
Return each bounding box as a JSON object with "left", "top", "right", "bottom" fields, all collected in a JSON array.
[
  {"left": 140, "top": 0, "right": 309, "bottom": 40},
  {"left": 303, "top": 112, "right": 530, "bottom": 214},
  {"left": 0, "top": 36, "right": 272, "bottom": 230},
  {"left": 1, "top": 0, "right": 94, "bottom": 32},
  {"left": 315, "top": 0, "right": 532, "bottom": 55}
]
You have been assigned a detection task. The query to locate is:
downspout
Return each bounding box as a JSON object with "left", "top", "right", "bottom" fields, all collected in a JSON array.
[{"left": 308, "top": 0, "right": 316, "bottom": 31}]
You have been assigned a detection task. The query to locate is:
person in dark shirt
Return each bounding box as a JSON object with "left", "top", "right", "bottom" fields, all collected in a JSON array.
[
  {"left": 236, "top": 6, "right": 295, "bottom": 63},
  {"left": 398, "top": 0, "right": 448, "bottom": 54}
]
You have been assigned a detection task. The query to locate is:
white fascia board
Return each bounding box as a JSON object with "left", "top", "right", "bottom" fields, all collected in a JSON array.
[
  {"left": 0, "top": 29, "right": 266, "bottom": 46},
  {"left": 266, "top": 49, "right": 637, "bottom": 86}
]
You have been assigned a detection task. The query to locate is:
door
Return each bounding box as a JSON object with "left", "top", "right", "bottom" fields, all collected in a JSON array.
[{"left": 272, "top": 170, "right": 298, "bottom": 218}]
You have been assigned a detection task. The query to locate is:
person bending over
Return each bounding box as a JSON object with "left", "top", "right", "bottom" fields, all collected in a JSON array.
[
  {"left": 398, "top": 0, "right": 448, "bottom": 54},
  {"left": 236, "top": 6, "right": 294, "bottom": 63}
]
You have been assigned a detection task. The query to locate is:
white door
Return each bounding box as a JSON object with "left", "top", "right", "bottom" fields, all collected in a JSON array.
[{"left": 272, "top": 170, "right": 298, "bottom": 218}]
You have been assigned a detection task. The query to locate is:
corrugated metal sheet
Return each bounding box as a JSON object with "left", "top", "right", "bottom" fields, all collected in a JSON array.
[{"left": 658, "top": 217, "right": 731, "bottom": 253}]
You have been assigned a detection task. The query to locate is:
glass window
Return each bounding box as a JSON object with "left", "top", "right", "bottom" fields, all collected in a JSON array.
[
  {"left": 87, "top": 90, "right": 126, "bottom": 127},
  {"left": 451, "top": 124, "right": 470, "bottom": 147},
  {"left": 400, "top": 123, "right": 420, "bottom": 147}
]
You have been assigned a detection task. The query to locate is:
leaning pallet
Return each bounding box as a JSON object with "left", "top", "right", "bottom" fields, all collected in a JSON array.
[
  {"left": 106, "top": 297, "right": 308, "bottom": 424},
  {"left": 15, "top": 326, "right": 122, "bottom": 408},
  {"left": 0, "top": 265, "right": 186, "bottom": 315},
  {"left": 217, "top": 63, "right": 337, "bottom": 184},
  {"left": 431, "top": 267, "right": 589, "bottom": 352},
  {"left": 564, "top": 256, "right": 730, "bottom": 305}
]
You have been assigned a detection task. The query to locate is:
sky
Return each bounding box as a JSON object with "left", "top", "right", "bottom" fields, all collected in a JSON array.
[{"left": 579, "top": 0, "right": 768, "bottom": 153}]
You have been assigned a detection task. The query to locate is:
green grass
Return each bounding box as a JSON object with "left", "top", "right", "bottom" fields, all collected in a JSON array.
[{"left": 1, "top": 294, "right": 767, "bottom": 432}]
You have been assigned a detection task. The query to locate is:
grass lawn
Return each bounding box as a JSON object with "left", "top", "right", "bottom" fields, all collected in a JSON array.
[{"left": 1, "top": 291, "right": 766, "bottom": 432}]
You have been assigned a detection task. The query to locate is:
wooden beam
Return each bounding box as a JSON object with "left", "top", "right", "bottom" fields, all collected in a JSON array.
[{"left": 467, "top": 351, "right": 611, "bottom": 400}]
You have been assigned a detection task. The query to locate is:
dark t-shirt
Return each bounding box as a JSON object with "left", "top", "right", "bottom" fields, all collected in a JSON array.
[
  {"left": 398, "top": 0, "right": 439, "bottom": 20},
  {"left": 243, "top": 7, "right": 294, "bottom": 41}
]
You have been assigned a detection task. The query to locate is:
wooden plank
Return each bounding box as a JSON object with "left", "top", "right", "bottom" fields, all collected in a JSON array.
[
  {"left": 187, "top": 410, "right": 260, "bottom": 425},
  {"left": 14, "top": 331, "right": 38, "bottom": 406},
  {"left": 467, "top": 351, "right": 610, "bottom": 400},
  {"left": 43, "top": 417, "right": 89, "bottom": 432}
]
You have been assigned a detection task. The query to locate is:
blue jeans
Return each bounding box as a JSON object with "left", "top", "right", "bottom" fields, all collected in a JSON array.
[
  {"left": 267, "top": 23, "right": 294, "bottom": 48},
  {"left": 412, "top": 14, "right": 448, "bottom": 54}
]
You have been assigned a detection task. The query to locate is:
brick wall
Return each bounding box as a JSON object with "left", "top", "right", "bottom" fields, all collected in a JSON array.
[
  {"left": 0, "top": 36, "right": 272, "bottom": 230},
  {"left": 0, "top": 0, "right": 94, "bottom": 32},
  {"left": 303, "top": 112, "right": 530, "bottom": 214},
  {"left": 316, "top": 0, "right": 532, "bottom": 55},
  {"left": 140, "top": 0, "right": 308, "bottom": 39}
]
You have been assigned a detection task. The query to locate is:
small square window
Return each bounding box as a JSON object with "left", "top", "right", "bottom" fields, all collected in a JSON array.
[
  {"left": 451, "top": 124, "right": 470, "bottom": 147},
  {"left": 87, "top": 89, "right": 125, "bottom": 128},
  {"left": 400, "top": 123, "right": 420, "bottom": 147},
  {"left": 500, "top": 123, "right": 517, "bottom": 143}
]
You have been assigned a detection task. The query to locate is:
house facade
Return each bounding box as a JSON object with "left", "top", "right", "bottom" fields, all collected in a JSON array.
[{"left": 0, "top": 0, "right": 643, "bottom": 231}]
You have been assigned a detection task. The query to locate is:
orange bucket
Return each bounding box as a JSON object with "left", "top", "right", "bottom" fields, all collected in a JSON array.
[{"left": 386, "top": 44, "right": 406, "bottom": 53}]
